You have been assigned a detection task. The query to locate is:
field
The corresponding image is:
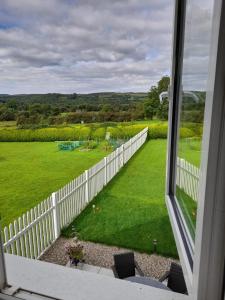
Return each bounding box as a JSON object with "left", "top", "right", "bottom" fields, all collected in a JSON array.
[
  {"left": 62, "top": 139, "right": 178, "bottom": 258},
  {"left": 0, "top": 120, "right": 200, "bottom": 257},
  {"left": 0, "top": 142, "right": 109, "bottom": 227}
]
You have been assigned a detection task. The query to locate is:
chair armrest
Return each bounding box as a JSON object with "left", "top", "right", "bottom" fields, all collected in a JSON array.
[
  {"left": 111, "top": 265, "right": 119, "bottom": 278},
  {"left": 159, "top": 271, "right": 170, "bottom": 282},
  {"left": 134, "top": 260, "right": 144, "bottom": 276}
]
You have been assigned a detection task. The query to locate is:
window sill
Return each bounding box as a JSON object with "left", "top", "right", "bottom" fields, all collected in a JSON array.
[{"left": 2, "top": 254, "right": 188, "bottom": 300}]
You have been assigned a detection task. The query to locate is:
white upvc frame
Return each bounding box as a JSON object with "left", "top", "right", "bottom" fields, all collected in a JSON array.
[
  {"left": 0, "top": 225, "right": 7, "bottom": 290},
  {"left": 166, "top": 0, "right": 194, "bottom": 291},
  {"left": 166, "top": 0, "right": 225, "bottom": 299},
  {"left": 193, "top": 0, "right": 225, "bottom": 299}
]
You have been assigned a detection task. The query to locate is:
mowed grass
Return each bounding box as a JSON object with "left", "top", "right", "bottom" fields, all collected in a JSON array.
[
  {"left": 178, "top": 138, "right": 201, "bottom": 167},
  {"left": 0, "top": 142, "right": 108, "bottom": 227},
  {"left": 176, "top": 187, "right": 197, "bottom": 240},
  {"left": 63, "top": 140, "right": 178, "bottom": 258}
]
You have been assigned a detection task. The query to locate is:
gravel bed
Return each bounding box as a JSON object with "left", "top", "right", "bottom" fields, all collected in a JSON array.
[{"left": 40, "top": 237, "right": 178, "bottom": 279}]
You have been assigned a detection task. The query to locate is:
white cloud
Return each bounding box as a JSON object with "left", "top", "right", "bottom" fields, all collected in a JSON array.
[
  {"left": 182, "top": 1, "right": 215, "bottom": 91},
  {"left": 0, "top": 0, "right": 173, "bottom": 93}
]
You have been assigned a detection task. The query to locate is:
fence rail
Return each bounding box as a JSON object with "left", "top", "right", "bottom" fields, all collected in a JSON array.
[
  {"left": 176, "top": 157, "right": 200, "bottom": 202},
  {"left": 2, "top": 127, "right": 148, "bottom": 259}
]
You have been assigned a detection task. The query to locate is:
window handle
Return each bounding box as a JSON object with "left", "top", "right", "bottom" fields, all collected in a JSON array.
[
  {"left": 159, "top": 91, "right": 169, "bottom": 103},
  {"left": 159, "top": 90, "right": 199, "bottom": 103}
]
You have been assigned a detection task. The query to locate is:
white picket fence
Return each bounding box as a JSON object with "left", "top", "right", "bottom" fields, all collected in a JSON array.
[
  {"left": 176, "top": 157, "right": 200, "bottom": 202},
  {"left": 2, "top": 127, "right": 148, "bottom": 259}
]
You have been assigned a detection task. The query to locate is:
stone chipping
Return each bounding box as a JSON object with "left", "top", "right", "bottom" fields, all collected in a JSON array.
[{"left": 40, "top": 237, "right": 179, "bottom": 279}]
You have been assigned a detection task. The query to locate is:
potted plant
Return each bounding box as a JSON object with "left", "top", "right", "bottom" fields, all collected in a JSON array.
[{"left": 65, "top": 240, "right": 84, "bottom": 266}]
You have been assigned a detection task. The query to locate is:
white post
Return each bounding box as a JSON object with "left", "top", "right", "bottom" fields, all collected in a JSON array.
[
  {"left": 120, "top": 145, "right": 123, "bottom": 167},
  {"left": 180, "top": 158, "right": 184, "bottom": 189},
  {"left": 85, "top": 170, "right": 89, "bottom": 203},
  {"left": 116, "top": 148, "right": 119, "bottom": 172},
  {"left": 128, "top": 139, "right": 132, "bottom": 160},
  {"left": 123, "top": 144, "right": 125, "bottom": 165},
  {"left": 177, "top": 158, "right": 180, "bottom": 188},
  {"left": 104, "top": 157, "right": 107, "bottom": 185},
  {"left": 0, "top": 224, "right": 7, "bottom": 290},
  {"left": 52, "top": 192, "right": 60, "bottom": 240}
]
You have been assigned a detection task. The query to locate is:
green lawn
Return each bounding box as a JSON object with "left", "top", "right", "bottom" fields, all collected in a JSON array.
[
  {"left": 63, "top": 140, "right": 178, "bottom": 258},
  {"left": 176, "top": 187, "right": 197, "bottom": 240},
  {"left": 178, "top": 138, "right": 201, "bottom": 167},
  {"left": 176, "top": 138, "right": 200, "bottom": 239},
  {"left": 0, "top": 142, "right": 108, "bottom": 227}
]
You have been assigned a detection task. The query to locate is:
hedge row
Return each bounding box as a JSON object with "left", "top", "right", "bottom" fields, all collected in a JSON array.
[
  {"left": 0, "top": 124, "right": 196, "bottom": 142},
  {"left": 148, "top": 124, "right": 195, "bottom": 139},
  {"left": 0, "top": 127, "right": 91, "bottom": 142},
  {"left": 108, "top": 125, "right": 146, "bottom": 139}
]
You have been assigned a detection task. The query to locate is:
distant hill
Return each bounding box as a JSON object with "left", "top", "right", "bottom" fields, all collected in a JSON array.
[{"left": 0, "top": 92, "right": 148, "bottom": 105}]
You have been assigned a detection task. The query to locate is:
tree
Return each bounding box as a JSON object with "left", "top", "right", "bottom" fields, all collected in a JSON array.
[
  {"left": 100, "top": 104, "right": 112, "bottom": 112},
  {"left": 29, "top": 103, "right": 42, "bottom": 115},
  {"left": 6, "top": 99, "right": 18, "bottom": 110},
  {"left": 157, "top": 101, "right": 169, "bottom": 120},
  {"left": 0, "top": 108, "right": 15, "bottom": 121},
  {"left": 144, "top": 76, "right": 170, "bottom": 119},
  {"left": 157, "top": 76, "right": 170, "bottom": 95},
  {"left": 143, "top": 100, "right": 155, "bottom": 119}
]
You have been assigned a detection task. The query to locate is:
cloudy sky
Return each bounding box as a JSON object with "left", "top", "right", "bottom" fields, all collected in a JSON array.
[{"left": 0, "top": 0, "right": 173, "bottom": 94}]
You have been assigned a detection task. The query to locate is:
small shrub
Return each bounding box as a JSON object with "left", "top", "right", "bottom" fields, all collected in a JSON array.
[
  {"left": 78, "top": 126, "right": 91, "bottom": 140},
  {"left": 148, "top": 124, "right": 195, "bottom": 139},
  {"left": 83, "top": 140, "right": 98, "bottom": 149},
  {"left": 64, "top": 239, "right": 84, "bottom": 265},
  {"left": 91, "top": 127, "right": 106, "bottom": 140},
  {"left": 121, "top": 125, "right": 146, "bottom": 138},
  {"left": 107, "top": 126, "right": 122, "bottom": 139},
  {"left": 182, "top": 122, "right": 203, "bottom": 137},
  {"left": 148, "top": 124, "right": 168, "bottom": 139},
  {"left": 107, "top": 125, "right": 145, "bottom": 139},
  {"left": 180, "top": 127, "right": 195, "bottom": 138},
  {"left": 101, "top": 140, "right": 113, "bottom": 151}
]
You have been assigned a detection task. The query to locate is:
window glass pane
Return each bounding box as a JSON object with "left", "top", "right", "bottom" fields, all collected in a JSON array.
[{"left": 176, "top": 0, "right": 214, "bottom": 241}]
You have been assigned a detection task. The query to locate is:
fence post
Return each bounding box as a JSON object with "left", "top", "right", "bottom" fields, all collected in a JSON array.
[
  {"left": 104, "top": 157, "right": 107, "bottom": 185},
  {"left": 180, "top": 158, "right": 184, "bottom": 189},
  {"left": 117, "top": 148, "right": 120, "bottom": 171},
  {"left": 121, "top": 145, "right": 124, "bottom": 166},
  {"left": 130, "top": 139, "right": 132, "bottom": 157},
  {"left": 85, "top": 170, "right": 89, "bottom": 203},
  {"left": 52, "top": 192, "right": 60, "bottom": 240},
  {"left": 115, "top": 148, "right": 118, "bottom": 173},
  {"left": 177, "top": 157, "right": 180, "bottom": 188}
]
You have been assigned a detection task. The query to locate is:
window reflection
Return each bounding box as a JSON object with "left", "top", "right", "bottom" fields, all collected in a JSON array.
[{"left": 175, "top": 0, "right": 214, "bottom": 241}]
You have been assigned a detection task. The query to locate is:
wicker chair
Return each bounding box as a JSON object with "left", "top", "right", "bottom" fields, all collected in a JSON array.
[
  {"left": 111, "top": 252, "right": 144, "bottom": 279},
  {"left": 159, "top": 262, "right": 187, "bottom": 294}
]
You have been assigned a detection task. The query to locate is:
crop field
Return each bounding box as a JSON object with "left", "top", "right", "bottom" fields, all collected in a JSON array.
[{"left": 0, "top": 142, "right": 109, "bottom": 227}]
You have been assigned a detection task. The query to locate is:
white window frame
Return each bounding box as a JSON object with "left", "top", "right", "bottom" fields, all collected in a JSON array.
[
  {"left": 166, "top": 0, "right": 225, "bottom": 299},
  {"left": 0, "top": 224, "right": 7, "bottom": 291}
]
